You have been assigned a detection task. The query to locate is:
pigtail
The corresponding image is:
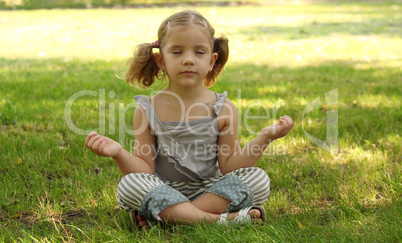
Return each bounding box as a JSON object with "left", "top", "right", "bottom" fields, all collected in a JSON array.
[
  {"left": 126, "top": 43, "right": 161, "bottom": 88},
  {"left": 205, "top": 35, "right": 229, "bottom": 87}
]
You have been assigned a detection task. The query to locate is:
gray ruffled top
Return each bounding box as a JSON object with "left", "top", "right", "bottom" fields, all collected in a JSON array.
[{"left": 134, "top": 91, "right": 227, "bottom": 182}]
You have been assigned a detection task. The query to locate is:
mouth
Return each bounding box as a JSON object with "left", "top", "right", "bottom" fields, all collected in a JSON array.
[{"left": 180, "top": 71, "right": 196, "bottom": 75}]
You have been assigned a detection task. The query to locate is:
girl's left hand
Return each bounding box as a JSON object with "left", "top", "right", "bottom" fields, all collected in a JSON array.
[{"left": 260, "top": 115, "right": 294, "bottom": 141}]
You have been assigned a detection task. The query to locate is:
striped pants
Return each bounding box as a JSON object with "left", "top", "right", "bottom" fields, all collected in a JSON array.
[{"left": 116, "top": 167, "right": 270, "bottom": 222}]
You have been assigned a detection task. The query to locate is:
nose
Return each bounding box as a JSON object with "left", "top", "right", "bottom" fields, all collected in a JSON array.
[{"left": 182, "top": 53, "right": 195, "bottom": 66}]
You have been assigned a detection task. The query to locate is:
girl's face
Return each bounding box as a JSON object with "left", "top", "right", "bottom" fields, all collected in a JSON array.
[{"left": 155, "top": 24, "right": 218, "bottom": 89}]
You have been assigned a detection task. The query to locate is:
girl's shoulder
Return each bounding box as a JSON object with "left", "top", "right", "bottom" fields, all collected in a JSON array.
[
  {"left": 216, "top": 95, "right": 237, "bottom": 131},
  {"left": 219, "top": 97, "right": 237, "bottom": 116}
]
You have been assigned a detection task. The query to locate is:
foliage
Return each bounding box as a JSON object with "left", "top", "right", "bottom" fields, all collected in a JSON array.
[
  {"left": 1, "top": 0, "right": 254, "bottom": 10},
  {"left": 2, "top": 0, "right": 395, "bottom": 10}
]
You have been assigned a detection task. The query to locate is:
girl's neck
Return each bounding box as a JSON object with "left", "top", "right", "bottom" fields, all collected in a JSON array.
[{"left": 165, "top": 83, "right": 209, "bottom": 102}]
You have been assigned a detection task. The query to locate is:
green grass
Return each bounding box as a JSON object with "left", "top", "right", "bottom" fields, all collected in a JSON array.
[{"left": 1, "top": 1, "right": 401, "bottom": 242}]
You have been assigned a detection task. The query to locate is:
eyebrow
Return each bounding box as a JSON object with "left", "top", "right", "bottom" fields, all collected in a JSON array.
[{"left": 167, "top": 44, "right": 210, "bottom": 50}]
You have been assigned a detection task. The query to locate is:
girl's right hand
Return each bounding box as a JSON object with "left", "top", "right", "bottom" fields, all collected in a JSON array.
[{"left": 85, "top": 131, "right": 122, "bottom": 158}]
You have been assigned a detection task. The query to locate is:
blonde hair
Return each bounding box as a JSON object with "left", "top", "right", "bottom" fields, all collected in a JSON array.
[{"left": 126, "top": 10, "right": 229, "bottom": 88}]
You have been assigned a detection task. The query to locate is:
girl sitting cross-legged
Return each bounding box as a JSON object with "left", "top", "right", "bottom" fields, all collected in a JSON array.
[{"left": 85, "top": 10, "right": 294, "bottom": 228}]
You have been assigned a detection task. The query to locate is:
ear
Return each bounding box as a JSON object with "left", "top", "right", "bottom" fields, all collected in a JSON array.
[
  {"left": 209, "top": 53, "right": 218, "bottom": 71},
  {"left": 153, "top": 52, "right": 165, "bottom": 71}
]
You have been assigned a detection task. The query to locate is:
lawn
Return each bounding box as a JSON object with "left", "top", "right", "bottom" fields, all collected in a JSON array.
[{"left": 0, "top": 1, "right": 401, "bottom": 242}]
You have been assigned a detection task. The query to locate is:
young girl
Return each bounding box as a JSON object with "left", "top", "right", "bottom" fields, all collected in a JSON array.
[{"left": 85, "top": 10, "right": 293, "bottom": 228}]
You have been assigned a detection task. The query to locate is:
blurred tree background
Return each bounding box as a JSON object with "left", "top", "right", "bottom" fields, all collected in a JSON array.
[
  {"left": 2, "top": 0, "right": 254, "bottom": 10},
  {"left": 0, "top": 0, "right": 390, "bottom": 10}
]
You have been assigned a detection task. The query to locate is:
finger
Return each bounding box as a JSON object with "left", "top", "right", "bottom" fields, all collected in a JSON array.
[
  {"left": 283, "top": 115, "right": 294, "bottom": 127},
  {"left": 92, "top": 137, "right": 104, "bottom": 151},
  {"left": 99, "top": 140, "right": 109, "bottom": 155},
  {"left": 283, "top": 115, "right": 292, "bottom": 122},
  {"left": 86, "top": 134, "right": 99, "bottom": 148},
  {"left": 87, "top": 134, "right": 102, "bottom": 148},
  {"left": 279, "top": 117, "right": 287, "bottom": 126},
  {"left": 283, "top": 115, "right": 293, "bottom": 126},
  {"left": 85, "top": 131, "right": 97, "bottom": 147}
]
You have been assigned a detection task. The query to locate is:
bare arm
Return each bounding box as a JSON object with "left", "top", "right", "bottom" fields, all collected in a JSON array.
[
  {"left": 85, "top": 106, "right": 156, "bottom": 175},
  {"left": 217, "top": 100, "right": 293, "bottom": 174}
]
